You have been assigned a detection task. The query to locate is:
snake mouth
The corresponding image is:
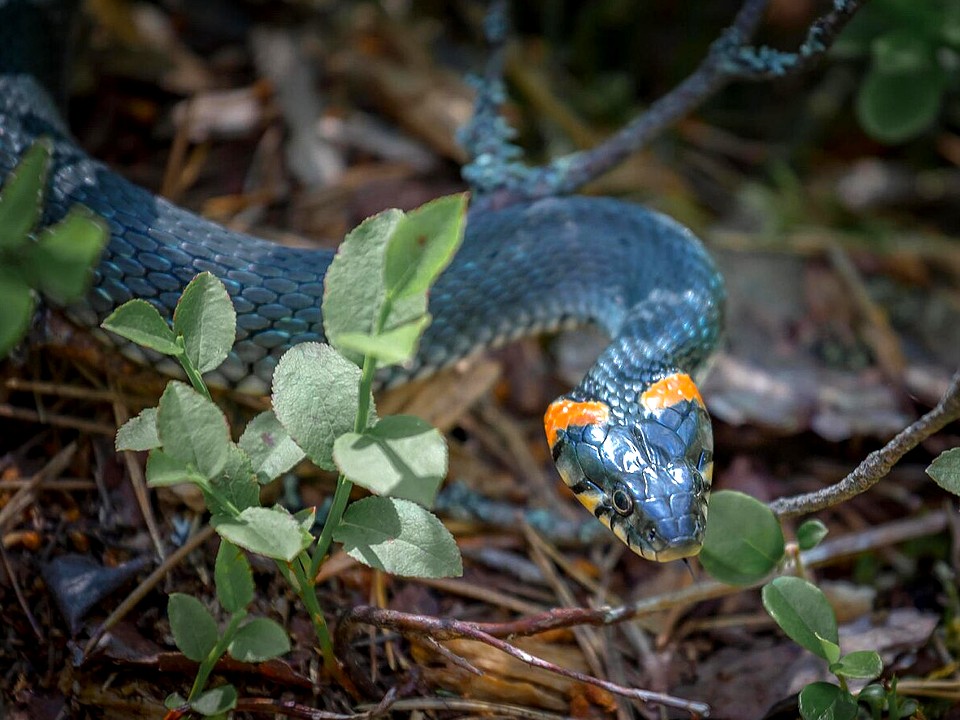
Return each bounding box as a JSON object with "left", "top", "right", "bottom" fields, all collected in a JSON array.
[
  {"left": 650, "top": 537, "right": 703, "bottom": 562},
  {"left": 619, "top": 516, "right": 705, "bottom": 562}
]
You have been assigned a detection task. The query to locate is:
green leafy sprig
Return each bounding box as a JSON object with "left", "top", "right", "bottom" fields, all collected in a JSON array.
[{"left": 104, "top": 193, "right": 467, "bottom": 712}]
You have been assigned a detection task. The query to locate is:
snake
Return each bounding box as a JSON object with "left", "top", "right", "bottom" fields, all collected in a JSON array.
[{"left": 0, "top": 0, "right": 724, "bottom": 562}]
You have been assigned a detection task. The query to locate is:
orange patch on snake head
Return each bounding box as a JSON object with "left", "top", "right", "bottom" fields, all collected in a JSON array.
[
  {"left": 640, "top": 373, "right": 704, "bottom": 411},
  {"left": 544, "top": 399, "right": 610, "bottom": 448}
]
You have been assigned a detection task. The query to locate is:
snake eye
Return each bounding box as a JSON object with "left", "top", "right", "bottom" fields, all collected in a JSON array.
[{"left": 611, "top": 488, "right": 634, "bottom": 516}]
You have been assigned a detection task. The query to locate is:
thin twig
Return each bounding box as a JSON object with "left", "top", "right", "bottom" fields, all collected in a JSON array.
[
  {"left": 826, "top": 244, "right": 907, "bottom": 389},
  {"left": 0, "top": 544, "right": 43, "bottom": 641},
  {"left": 231, "top": 686, "right": 401, "bottom": 719},
  {"left": 0, "top": 443, "right": 78, "bottom": 643},
  {"left": 83, "top": 525, "right": 216, "bottom": 658},
  {"left": 768, "top": 367, "right": 960, "bottom": 517},
  {"left": 465, "top": 0, "right": 870, "bottom": 210},
  {"left": 342, "top": 609, "right": 710, "bottom": 717},
  {"left": 357, "top": 696, "right": 577, "bottom": 720},
  {"left": 336, "top": 509, "right": 948, "bottom": 715},
  {"left": 0, "top": 443, "right": 77, "bottom": 533},
  {"left": 522, "top": 522, "right": 607, "bottom": 683},
  {"left": 0, "top": 477, "right": 97, "bottom": 491},
  {"left": 3, "top": 377, "right": 153, "bottom": 405},
  {"left": 113, "top": 390, "right": 166, "bottom": 560},
  {"left": 0, "top": 403, "right": 116, "bottom": 435}
]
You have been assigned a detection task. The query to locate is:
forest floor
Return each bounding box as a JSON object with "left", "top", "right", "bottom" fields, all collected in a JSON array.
[{"left": 1, "top": 2, "right": 959, "bottom": 719}]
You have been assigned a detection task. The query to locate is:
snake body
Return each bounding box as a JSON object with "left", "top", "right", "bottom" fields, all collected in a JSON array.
[{"left": 0, "top": 0, "right": 724, "bottom": 561}]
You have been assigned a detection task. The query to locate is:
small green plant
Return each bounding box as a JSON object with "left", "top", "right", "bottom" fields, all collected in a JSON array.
[
  {"left": 699, "top": 485, "right": 954, "bottom": 719},
  {"left": 762, "top": 575, "right": 894, "bottom": 720},
  {"left": 164, "top": 540, "right": 290, "bottom": 717},
  {"left": 835, "top": 0, "right": 960, "bottom": 143},
  {"left": 0, "top": 139, "right": 108, "bottom": 357},
  {"left": 856, "top": 679, "right": 920, "bottom": 720},
  {"left": 104, "top": 194, "right": 468, "bottom": 712}
]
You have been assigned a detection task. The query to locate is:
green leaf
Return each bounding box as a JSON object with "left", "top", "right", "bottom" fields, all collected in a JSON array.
[
  {"left": 927, "top": 447, "right": 960, "bottom": 496},
  {"left": 798, "top": 682, "right": 858, "bottom": 720},
  {"left": 116, "top": 407, "right": 160, "bottom": 452},
  {"left": 333, "top": 415, "right": 447, "bottom": 507},
  {"left": 333, "top": 496, "right": 462, "bottom": 578},
  {"left": 383, "top": 193, "right": 467, "bottom": 299},
  {"left": 816, "top": 632, "right": 842, "bottom": 665},
  {"left": 700, "top": 491, "right": 785, "bottom": 585},
  {"left": 335, "top": 315, "right": 431, "bottom": 366},
  {"left": 272, "top": 343, "right": 370, "bottom": 471},
  {"left": 238, "top": 411, "right": 305, "bottom": 484},
  {"left": 323, "top": 208, "right": 404, "bottom": 361},
  {"left": 797, "top": 519, "right": 829, "bottom": 551},
  {"left": 25, "top": 207, "right": 108, "bottom": 304},
  {"left": 215, "top": 539, "right": 254, "bottom": 614},
  {"left": 172, "top": 272, "right": 237, "bottom": 374},
  {"left": 156, "top": 381, "right": 231, "bottom": 479},
  {"left": 323, "top": 195, "right": 465, "bottom": 367},
  {"left": 164, "top": 692, "right": 187, "bottom": 710},
  {"left": 228, "top": 617, "right": 291, "bottom": 663},
  {"left": 322, "top": 208, "right": 426, "bottom": 366},
  {"left": 856, "top": 65, "right": 944, "bottom": 144},
  {"left": 893, "top": 697, "right": 919, "bottom": 720},
  {"left": 168, "top": 593, "right": 218, "bottom": 662},
  {"left": 145, "top": 449, "right": 206, "bottom": 487},
  {"left": 830, "top": 5, "right": 891, "bottom": 60},
  {"left": 0, "top": 269, "right": 36, "bottom": 359},
  {"left": 205, "top": 444, "right": 260, "bottom": 516},
  {"left": 212, "top": 506, "right": 311, "bottom": 562},
  {"left": 762, "top": 577, "right": 839, "bottom": 659},
  {"left": 294, "top": 506, "right": 317, "bottom": 533},
  {"left": 870, "top": 30, "right": 935, "bottom": 75},
  {"left": 857, "top": 684, "right": 887, "bottom": 708},
  {"left": 101, "top": 299, "right": 179, "bottom": 355},
  {"left": 0, "top": 138, "right": 50, "bottom": 249},
  {"left": 189, "top": 684, "right": 237, "bottom": 716},
  {"left": 831, "top": 650, "right": 883, "bottom": 681}
]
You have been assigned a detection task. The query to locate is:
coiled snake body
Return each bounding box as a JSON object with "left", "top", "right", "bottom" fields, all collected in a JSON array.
[{"left": 0, "top": 0, "right": 724, "bottom": 561}]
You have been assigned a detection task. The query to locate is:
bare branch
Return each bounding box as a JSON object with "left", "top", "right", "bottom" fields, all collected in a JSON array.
[
  {"left": 464, "top": 0, "right": 870, "bottom": 210},
  {"left": 336, "top": 606, "right": 711, "bottom": 716},
  {"left": 335, "top": 509, "right": 948, "bottom": 716},
  {"left": 768, "top": 367, "right": 960, "bottom": 517}
]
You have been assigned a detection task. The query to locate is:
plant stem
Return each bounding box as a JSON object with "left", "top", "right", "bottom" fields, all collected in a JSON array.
[
  {"left": 303, "top": 298, "right": 388, "bottom": 667},
  {"left": 302, "top": 347, "right": 382, "bottom": 670},
  {"left": 187, "top": 611, "right": 245, "bottom": 701},
  {"left": 310, "top": 474, "right": 351, "bottom": 576},
  {"left": 309, "top": 351, "right": 378, "bottom": 575},
  {"left": 289, "top": 558, "right": 335, "bottom": 670},
  {"left": 175, "top": 341, "right": 212, "bottom": 402}
]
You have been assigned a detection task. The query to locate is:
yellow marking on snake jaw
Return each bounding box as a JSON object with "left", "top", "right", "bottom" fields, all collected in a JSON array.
[
  {"left": 610, "top": 519, "right": 629, "bottom": 547},
  {"left": 543, "top": 399, "right": 610, "bottom": 447},
  {"left": 701, "top": 460, "right": 714, "bottom": 485},
  {"left": 640, "top": 373, "right": 704, "bottom": 411},
  {"left": 576, "top": 488, "right": 603, "bottom": 518}
]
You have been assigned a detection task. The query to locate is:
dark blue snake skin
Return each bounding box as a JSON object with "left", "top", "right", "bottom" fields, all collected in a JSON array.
[
  {"left": 0, "top": 69, "right": 724, "bottom": 412},
  {"left": 0, "top": 0, "right": 726, "bottom": 559}
]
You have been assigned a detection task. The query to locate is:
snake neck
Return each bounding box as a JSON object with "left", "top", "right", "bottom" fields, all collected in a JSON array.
[{"left": 573, "top": 280, "right": 723, "bottom": 425}]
